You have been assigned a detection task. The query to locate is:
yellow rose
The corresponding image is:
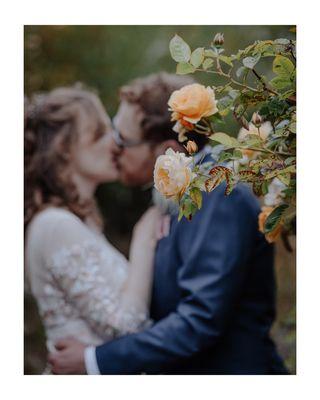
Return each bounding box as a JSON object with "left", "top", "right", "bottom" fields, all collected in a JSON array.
[
  {"left": 168, "top": 83, "right": 218, "bottom": 129},
  {"left": 154, "top": 148, "right": 193, "bottom": 200},
  {"left": 258, "top": 206, "right": 282, "bottom": 243}
]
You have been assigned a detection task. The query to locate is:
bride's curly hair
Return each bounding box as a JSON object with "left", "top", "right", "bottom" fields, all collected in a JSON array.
[{"left": 24, "top": 86, "right": 104, "bottom": 229}]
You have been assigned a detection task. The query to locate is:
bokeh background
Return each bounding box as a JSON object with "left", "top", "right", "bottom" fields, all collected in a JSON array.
[{"left": 24, "top": 25, "right": 296, "bottom": 374}]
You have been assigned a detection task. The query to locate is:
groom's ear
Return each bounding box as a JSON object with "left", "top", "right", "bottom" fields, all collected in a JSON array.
[{"left": 153, "top": 140, "right": 183, "bottom": 157}]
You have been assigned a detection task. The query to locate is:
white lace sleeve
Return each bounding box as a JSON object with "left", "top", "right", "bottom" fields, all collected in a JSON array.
[{"left": 36, "top": 208, "right": 151, "bottom": 339}]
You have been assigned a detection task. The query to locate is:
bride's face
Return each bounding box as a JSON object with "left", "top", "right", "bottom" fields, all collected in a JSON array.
[{"left": 71, "top": 110, "right": 119, "bottom": 184}]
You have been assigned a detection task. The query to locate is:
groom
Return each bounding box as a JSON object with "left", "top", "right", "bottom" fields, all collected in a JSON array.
[{"left": 49, "top": 72, "right": 287, "bottom": 374}]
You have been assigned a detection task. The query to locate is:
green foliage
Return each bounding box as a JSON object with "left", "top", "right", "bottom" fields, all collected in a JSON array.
[
  {"left": 243, "top": 54, "right": 261, "bottom": 69},
  {"left": 190, "top": 187, "right": 203, "bottom": 209},
  {"left": 190, "top": 47, "right": 204, "bottom": 68},
  {"left": 205, "top": 166, "right": 234, "bottom": 196},
  {"left": 167, "top": 31, "right": 296, "bottom": 240},
  {"left": 210, "top": 132, "right": 240, "bottom": 148},
  {"left": 264, "top": 204, "right": 289, "bottom": 233},
  {"left": 169, "top": 34, "right": 191, "bottom": 63},
  {"left": 176, "top": 62, "right": 196, "bottom": 74}
]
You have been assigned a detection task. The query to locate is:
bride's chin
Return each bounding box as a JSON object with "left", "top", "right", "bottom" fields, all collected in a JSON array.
[{"left": 104, "top": 166, "right": 120, "bottom": 182}]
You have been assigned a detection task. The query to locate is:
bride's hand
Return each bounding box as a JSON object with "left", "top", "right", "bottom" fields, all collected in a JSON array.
[
  {"left": 129, "top": 206, "right": 164, "bottom": 266},
  {"left": 131, "top": 206, "right": 162, "bottom": 250},
  {"left": 129, "top": 206, "right": 171, "bottom": 268}
]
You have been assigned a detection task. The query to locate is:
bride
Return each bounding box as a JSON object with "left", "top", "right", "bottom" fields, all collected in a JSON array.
[{"left": 24, "top": 87, "right": 160, "bottom": 373}]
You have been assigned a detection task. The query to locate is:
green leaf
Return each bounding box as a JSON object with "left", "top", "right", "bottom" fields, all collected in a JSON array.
[
  {"left": 210, "top": 132, "right": 240, "bottom": 148},
  {"left": 233, "top": 149, "right": 243, "bottom": 159},
  {"left": 176, "top": 62, "right": 196, "bottom": 75},
  {"left": 289, "top": 121, "right": 296, "bottom": 133},
  {"left": 202, "top": 58, "right": 214, "bottom": 70},
  {"left": 219, "top": 55, "right": 233, "bottom": 67},
  {"left": 190, "top": 187, "right": 203, "bottom": 209},
  {"left": 252, "top": 40, "right": 274, "bottom": 56},
  {"left": 270, "top": 76, "right": 291, "bottom": 90},
  {"left": 218, "top": 151, "right": 233, "bottom": 163},
  {"left": 207, "top": 113, "right": 223, "bottom": 123},
  {"left": 277, "top": 173, "right": 291, "bottom": 186},
  {"left": 169, "top": 34, "right": 191, "bottom": 63},
  {"left": 205, "top": 166, "right": 231, "bottom": 193},
  {"left": 236, "top": 66, "right": 248, "bottom": 79},
  {"left": 224, "top": 170, "right": 235, "bottom": 196},
  {"left": 178, "top": 206, "right": 184, "bottom": 221},
  {"left": 243, "top": 54, "right": 261, "bottom": 69},
  {"left": 264, "top": 204, "right": 289, "bottom": 233},
  {"left": 285, "top": 157, "right": 296, "bottom": 166},
  {"left": 204, "top": 49, "right": 217, "bottom": 58},
  {"left": 239, "top": 170, "right": 257, "bottom": 182},
  {"left": 273, "top": 55, "right": 294, "bottom": 78},
  {"left": 264, "top": 165, "right": 296, "bottom": 180},
  {"left": 190, "top": 47, "right": 204, "bottom": 68},
  {"left": 179, "top": 197, "right": 197, "bottom": 221},
  {"left": 252, "top": 180, "right": 263, "bottom": 196},
  {"left": 217, "top": 95, "right": 233, "bottom": 110},
  {"left": 261, "top": 181, "right": 269, "bottom": 196},
  {"left": 228, "top": 89, "right": 240, "bottom": 100},
  {"left": 239, "top": 133, "right": 263, "bottom": 147}
]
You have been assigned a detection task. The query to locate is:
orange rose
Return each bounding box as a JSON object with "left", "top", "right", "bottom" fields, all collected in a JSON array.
[
  {"left": 168, "top": 83, "right": 218, "bottom": 132},
  {"left": 258, "top": 206, "right": 282, "bottom": 243}
]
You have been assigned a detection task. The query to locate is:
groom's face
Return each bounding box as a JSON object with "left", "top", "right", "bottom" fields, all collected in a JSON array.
[{"left": 111, "top": 101, "right": 161, "bottom": 186}]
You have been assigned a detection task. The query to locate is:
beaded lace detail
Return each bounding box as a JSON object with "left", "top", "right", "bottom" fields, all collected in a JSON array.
[{"left": 26, "top": 208, "right": 151, "bottom": 348}]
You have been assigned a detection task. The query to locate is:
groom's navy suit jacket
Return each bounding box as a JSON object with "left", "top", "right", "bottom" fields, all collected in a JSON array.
[{"left": 96, "top": 183, "right": 287, "bottom": 374}]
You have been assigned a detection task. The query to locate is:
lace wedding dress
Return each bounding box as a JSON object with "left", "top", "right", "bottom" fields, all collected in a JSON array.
[{"left": 25, "top": 207, "right": 152, "bottom": 356}]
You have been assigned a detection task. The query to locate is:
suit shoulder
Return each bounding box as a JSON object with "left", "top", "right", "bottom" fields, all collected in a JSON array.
[{"left": 205, "top": 182, "right": 259, "bottom": 209}]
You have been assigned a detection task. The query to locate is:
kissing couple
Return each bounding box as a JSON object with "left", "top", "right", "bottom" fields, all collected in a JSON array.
[{"left": 25, "top": 72, "right": 287, "bottom": 375}]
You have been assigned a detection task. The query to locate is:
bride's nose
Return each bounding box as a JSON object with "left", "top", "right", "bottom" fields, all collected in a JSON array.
[{"left": 110, "top": 131, "right": 123, "bottom": 154}]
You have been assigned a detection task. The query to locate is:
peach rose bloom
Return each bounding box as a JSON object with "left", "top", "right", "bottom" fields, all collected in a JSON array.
[
  {"left": 258, "top": 206, "right": 282, "bottom": 243},
  {"left": 168, "top": 83, "right": 218, "bottom": 127},
  {"left": 154, "top": 148, "right": 193, "bottom": 200}
]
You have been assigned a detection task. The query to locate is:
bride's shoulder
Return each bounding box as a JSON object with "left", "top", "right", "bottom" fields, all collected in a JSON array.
[
  {"left": 32, "top": 206, "right": 80, "bottom": 225},
  {"left": 27, "top": 207, "right": 85, "bottom": 238}
]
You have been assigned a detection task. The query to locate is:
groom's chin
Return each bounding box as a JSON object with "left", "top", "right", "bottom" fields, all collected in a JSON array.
[
  {"left": 118, "top": 172, "right": 144, "bottom": 187},
  {"left": 117, "top": 170, "right": 131, "bottom": 186}
]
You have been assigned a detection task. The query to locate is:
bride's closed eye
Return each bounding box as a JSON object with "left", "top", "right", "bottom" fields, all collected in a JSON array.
[{"left": 92, "top": 122, "right": 108, "bottom": 142}]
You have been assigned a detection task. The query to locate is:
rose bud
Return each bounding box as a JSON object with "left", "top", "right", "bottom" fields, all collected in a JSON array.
[
  {"left": 185, "top": 140, "right": 198, "bottom": 154},
  {"left": 251, "top": 112, "right": 263, "bottom": 127},
  {"left": 213, "top": 33, "right": 224, "bottom": 47}
]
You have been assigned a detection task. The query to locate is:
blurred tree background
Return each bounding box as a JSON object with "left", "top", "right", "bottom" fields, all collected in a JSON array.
[{"left": 24, "top": 25, "right": 296, "bottom": 374}]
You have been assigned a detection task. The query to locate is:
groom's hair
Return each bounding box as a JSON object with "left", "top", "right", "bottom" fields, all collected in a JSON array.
[{"left": 119, "top": 72, "right": 209, "bottom": 151}]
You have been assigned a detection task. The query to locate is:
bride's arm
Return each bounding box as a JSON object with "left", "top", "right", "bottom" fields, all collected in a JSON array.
[
  {"left": 36, "top": 208, "right": 160, "bottom": 339},
  {"left": 112, "top": 207, "right": 160, "bottom": 331}
]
